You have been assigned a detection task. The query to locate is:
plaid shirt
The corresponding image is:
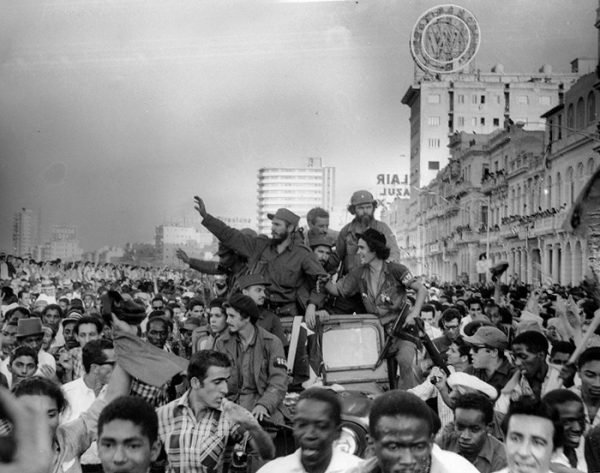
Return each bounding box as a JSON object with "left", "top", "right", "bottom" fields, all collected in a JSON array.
[
  {"left": 157, "top": 390, "right": 241, "bottom": 473},
  {"left": 130, "top": 377, "right": 170, "bottom": 408}
]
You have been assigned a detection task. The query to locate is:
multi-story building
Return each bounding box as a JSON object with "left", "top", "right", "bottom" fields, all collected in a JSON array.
[
  {"left": 41, "top": 224, "right": 83, "bottom": 261},
  {"left": 402, "top": 65, "right": 584, "bottom": 189},
  {"left": 155, "top": 224, "right": 214, "bottom": 267},
  {"left": 12, "top": 208, "right": 39, "bottom": 257},
  {"left": 257, "top": 157, "right": 335, "bottom": 235}
]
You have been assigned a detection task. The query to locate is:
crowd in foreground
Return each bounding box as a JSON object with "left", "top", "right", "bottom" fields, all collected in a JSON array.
[{"left": 1, "top": 189, "right": 600, "bottom": 473}]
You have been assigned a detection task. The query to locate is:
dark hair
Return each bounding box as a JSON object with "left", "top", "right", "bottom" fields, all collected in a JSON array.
[
  {"left": 17, "top": 290, "right": 29, "bottom": 300},
  {"left": 577, "top": 347, "right": 600, "bottom": 370},
  {"left": 550, "top": 341, "right": 575, "bottom": 359},
  {"left": 306, "top": 207, "right": 329, "bottom": 225},
  {"left": 542, "top": 389, "right": 584, "bottom": 409},
  {"left": 12, "top": 376, "right": 68, "bottom": 413},
  {"left": 147, "top": 314, "right": 172, "bottom": 331},
  {"left": 75, "top": 316, "right": 103, "bottom": 336},
  {"left": 502, "top": 398, "right": 563, "bottom": 450},
  {"left": 209, "top": 297, "right": 226, "bottom": 310},
  {"left": 297, "top": 388, "right": 342, "bottom": 426},
  {"left": 454, "top": 392, "right": 494, "bottom": 425},
  {"left": 42, "top": 304, "right": 63, "bottom": 319},
  {"left": 421, "top": 304, "right": 435, "bottom": 315},
  {"left": 98, "top": 396, "right": 158, "bottom": 444},
  {"left": 439, "top": 308, "right": 461, "bottom": 328},
  {"left": 9, "top": 346, "right": 39, "bottom": 366},
  {"left": 5, "top": 306, "right": 31, "bottom": 322},
  {"left": 467, "top": 298, "right": 483, "bottom": 309},
  {"left": 369, "top": 391, "right": 434, "bottom": 439},
  {"left": 512, "top": 330, "right": 549, "bottom": 356},
  {"left": 188, "top": 298, "right": 204, "bottom": 311},
  {"left": 187, "top": 350, "right": 231, "bottom": 383},
  {"left": 358, "top": 232, "right": 390, "bottom": 261},
  {"left": 151, "top": 296, "right": 164, "bottom": 305},
  {"left": 451, "top": 338, "right": 472, "bottom": 359},
  {"left": 82, "top": 339, "right": 114, "bottom": 373}
]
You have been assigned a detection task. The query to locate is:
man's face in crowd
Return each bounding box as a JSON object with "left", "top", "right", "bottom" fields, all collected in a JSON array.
[
  {"left": 549, "top": 351, "right": 570, "bottom": 366},
  {"left": 420, "top": 310, "right": 435, "bottom": 326},
  {"left": 354, "top": 203, "right": 374, "bottom": 226},
  {"left": 98, "top": 419, "right": 160, "bottom": 473},
  {"left": 470, "top": 345, "right": 496, "bottom": 370},
  {"left": 512, "top": 344, "right": 545, "bottom": 379},
  {"left": 226, "top": 307, "right": 249, "bottom": 334},
  {"left": 271, "top": 218, "right": 291, "bottom": 244},
  {"left": 76, "top": 323, "right": 100, "bottom": 347},
  {"left": 19, "top": 334, "right": 44, "bottom": 353},
  {"left": 62, "top": 321, "right": 79, "bottom": 349},
  {"left": 42, "top": 327, "right": 54, "bottom": 351},
  {"left": 579, "top": 359, "right": 600, "bottom": 399},
  {"left": 505, "top": 414, "right": 554, "bottom": 473},
  {"left": 151, "top": 300, "right": 164, "bottom": 311},
  {"left": 442, "top": 318, "right": 460, "bottom": 342},
  {"left": 1, "top": 324, "right": 17, "bottom": 355},
  {"left": 293, "top": 398, "right": 340, "bottom": 471},
  {"left": 146, "top": 320, "right": 168, "bottom": 349},
  {"left": 9, "top": 355, "right": 37, "bottom": 384},
  {"left": 19, "top": 394, "right": 60, "bottom": 440},
  {"left": 454, "top": 408, "right": 488, "bottom": 459},
  {"left": 243, "top": 285, "right": 266, "bottom": 307},
  {"left": 313, "top": 245, "right": 332, "bottom": 265},
  {"left": 554, "top": 401, "right": 585, "bottom": 449},
  {"left": 357, "top": 238, "right": 377, "bottom": 265},
  {"left": 372, "top": 415, "right": 433, "bottom": 473},
  {"left": 58, "top": 299, "right": 69, "bottom": 312},
  {"left": 310, "top": 217, "right": 329, "bottom": 235},
  {"left": 446, "top": 343, "right": 466, "bottom": 367},
  {"left": 95, "top": 348, "right": 116, "bottom": 386},
  {"left": 42, "top": 309, "right": 61, "bottom": 330},
  {"left": 191, "top": 365, "right": 230, "bottom": 410},
  {"left": 469, "top": 303, "right": 483, "bottom": 318},
  {"left": 83, "top": 295, "right": 95, "bottom": 308},
  {"left": 209, "top": 307, "right": 227, "bottom": 335},
  {"left": 189, "top": 304, "right": 204, "bottom": 317},
  {"left": 19, "top": 291, "right": 31, "bottom": 307}
]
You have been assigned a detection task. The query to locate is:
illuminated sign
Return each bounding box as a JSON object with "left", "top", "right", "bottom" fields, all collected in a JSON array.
[
  {"left": 410, "top": 4, "right": 480, "bottom": 74},
  {"left": 376, "top": 173, "right": 410, "bottom": 199}
]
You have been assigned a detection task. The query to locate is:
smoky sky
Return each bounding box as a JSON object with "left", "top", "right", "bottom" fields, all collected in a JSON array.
[{"left": 0, "top": 0, "right": 596, "bottom": 251}]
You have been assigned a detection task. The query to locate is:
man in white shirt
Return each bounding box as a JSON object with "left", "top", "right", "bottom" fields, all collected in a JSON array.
[
  {"left": 258, "top": 388, "right": 361, "bottom": 473},
  {"left": 62, "top": 338, "right": 115, "bottom": 472}
]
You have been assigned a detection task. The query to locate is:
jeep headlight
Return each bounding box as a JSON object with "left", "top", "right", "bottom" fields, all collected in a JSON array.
[{"left": 334, "top": 424, "right": 366, "bottom": 456}]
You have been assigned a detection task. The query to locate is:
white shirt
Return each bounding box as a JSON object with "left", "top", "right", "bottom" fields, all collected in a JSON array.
[
  {"left": 61, "top": 377, "right": 100, "bottom": 465},
  {"left": 257, "top": 448, "right": 362, "bottom": 473}
]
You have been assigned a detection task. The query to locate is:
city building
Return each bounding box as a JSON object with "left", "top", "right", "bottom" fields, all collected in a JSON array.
[
  {"left": 12, "top": 208, "right": 39, "bottom": 257},
  {"left": 256, "top": 157, "right": 335, "bottom": 235},
  {"left": 402, "top": 65, "right": 583, "bottom": 189},
  {"left": 155, "top": 224, "right": 214, "bottom": 267},
  {"left": 39, "top": 225, "right": 84, "bottom": 262}
]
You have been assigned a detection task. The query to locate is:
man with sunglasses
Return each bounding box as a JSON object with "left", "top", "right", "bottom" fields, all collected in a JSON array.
[
  {"left": 463, "top": 326, "right": 515, "bottom": 393},
  {"left": 62, "top": 338, "right": 116, "bottom": 473}
]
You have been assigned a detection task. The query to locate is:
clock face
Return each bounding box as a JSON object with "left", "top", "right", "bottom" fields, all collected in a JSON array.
[{"left": 410, "top": 4, "right": 481, "bottom": 74}]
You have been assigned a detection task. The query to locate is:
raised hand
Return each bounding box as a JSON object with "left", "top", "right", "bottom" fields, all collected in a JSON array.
[{"left": 194, "top": 196, "right": 207, "bottom": 219}]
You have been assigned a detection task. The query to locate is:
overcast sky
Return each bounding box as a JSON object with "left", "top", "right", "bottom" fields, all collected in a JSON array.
[{"left": 0, "top": 0, "right": 596, "bottom": 251}]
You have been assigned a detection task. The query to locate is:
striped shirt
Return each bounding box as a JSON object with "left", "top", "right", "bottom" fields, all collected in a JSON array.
[{"left": 157, "top": 390, "right": 241, "bottom": 473}]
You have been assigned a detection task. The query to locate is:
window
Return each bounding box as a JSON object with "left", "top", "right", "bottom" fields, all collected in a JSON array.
[
  {"left": 588, "top": 92, "right": 596, "bottom": 124},
  {"left": 480, "top": 95, "right": 486, "bottom": 104},
  {"left": 576, "top": 97, "right": 585, "bottom": 129},
  {"left": 428, "top": 116, "right": 441, "bottom": 126},
  {"left": 493, "top": 118, "right": 500, "bottom": 127},
  {"left": 427, "top": 138, "right": 440, "bottom": 148},
  {"left": 539, "top": 96, "right": 551, "bottom": 106},
  {"left": 517, "top": 95, "right": 529, "bottom": 105},
  {"left": 428, "top": 94, "right": 440, "bottom": 104},
  {"left": 458, "top": 116, "right": 465, "bottom": 127},
  {"left": 457, "top": 94, "right": 465, "bottom": 104},
  {"left": 472, "top": 95, "right": 478, "bottom": 104},
  {"left": 480, "top": 117, "right": 486, "bottom": 125},
  {"left": 428, "top": 161, "right": 440, "bottom": 170}
]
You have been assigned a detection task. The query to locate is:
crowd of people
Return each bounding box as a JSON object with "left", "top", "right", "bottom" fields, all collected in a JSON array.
[{"left": 1, "top": 189, "right": 600, "bottom": 473}]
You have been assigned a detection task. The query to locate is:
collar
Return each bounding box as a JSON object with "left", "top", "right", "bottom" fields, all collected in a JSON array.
[{"left": 475, "top": 435, "right": 496, "bottom": 464}]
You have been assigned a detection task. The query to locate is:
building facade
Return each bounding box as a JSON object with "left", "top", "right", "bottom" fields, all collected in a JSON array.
[
  {"left": 402, "top": 65, "right": 584, "bottom": 189},
  {"left": 257, "top": 157, "right": 335, "bottom": 235},
  {"left": 12, "top": 208, "right": 39, "bottom": 257},
  {"left": 155, "top": 224, "right": 214, "bottom": 267}
]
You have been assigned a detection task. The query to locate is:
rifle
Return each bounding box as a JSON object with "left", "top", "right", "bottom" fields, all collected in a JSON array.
[
  {"left": 414, "top": 318, "right": 450, "bottom": 376},
  {"left": 373, "top": 302, "right": 411, "bottom": 370}
]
